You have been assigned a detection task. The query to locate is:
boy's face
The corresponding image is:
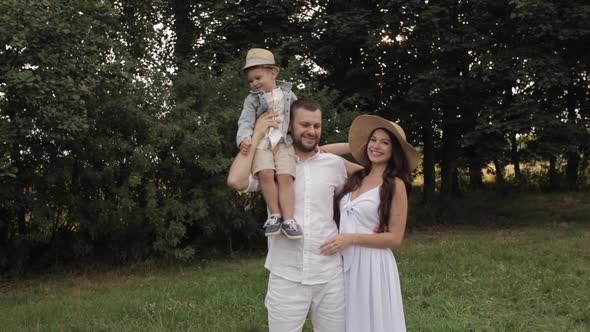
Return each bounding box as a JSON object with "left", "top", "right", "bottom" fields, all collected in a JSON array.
[{"left": 245, "top": 66, "right": 278, "bottom": 93}]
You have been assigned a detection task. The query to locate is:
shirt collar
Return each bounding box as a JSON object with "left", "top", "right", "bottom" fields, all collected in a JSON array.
[{"left": 296, "top": 146, "right": 321, "bottom": 163}]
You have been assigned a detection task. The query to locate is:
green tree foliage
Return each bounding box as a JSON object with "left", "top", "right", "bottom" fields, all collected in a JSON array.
[{"left": 0, "top": 0, "right": 589, "bottom": 273}]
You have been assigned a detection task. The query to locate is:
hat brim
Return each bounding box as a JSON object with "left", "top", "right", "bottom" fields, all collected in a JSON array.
[
  {"left": 348, "top": 115, "right": 421, "bottom": 171},
  {"left": 241, "top": 60, "right": 278, "bottom": 72}
]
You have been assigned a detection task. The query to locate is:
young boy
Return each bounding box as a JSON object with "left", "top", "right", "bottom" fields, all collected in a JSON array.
[{"left": 236, "top": 48, "right": 303, "bottom": 240}]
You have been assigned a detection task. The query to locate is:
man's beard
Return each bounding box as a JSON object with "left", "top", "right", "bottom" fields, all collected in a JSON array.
[{"left": 292, "top": 134, "right": 318, "bottom": 153}]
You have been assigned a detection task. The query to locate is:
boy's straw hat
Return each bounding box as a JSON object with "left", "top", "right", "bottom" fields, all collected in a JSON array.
[
  {"left": 242, "top": 48, "right": 277, "bottom": 72},
  {"left": 349, "top": 115, "right": 421, "bottom": 171}
]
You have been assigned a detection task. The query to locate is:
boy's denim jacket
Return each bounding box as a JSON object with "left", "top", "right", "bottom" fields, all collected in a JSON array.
[{"left": 236, "top": 80, "right": 297, "bottom": 148}]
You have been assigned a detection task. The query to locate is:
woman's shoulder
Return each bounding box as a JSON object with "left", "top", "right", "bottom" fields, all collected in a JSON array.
[
  {"left": 382, "top": 176, "right": 406, "bottom": 191},
  {"left": 390, "top": 176, "right": 408, "bottom": 198},
  {"left": 392, "top": 176, "right": 405, "bottom": 186}
]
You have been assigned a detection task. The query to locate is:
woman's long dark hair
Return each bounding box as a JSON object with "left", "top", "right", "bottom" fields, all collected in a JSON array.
[{"left": 335, "top": 128, "right": 412, "bottom": 232}]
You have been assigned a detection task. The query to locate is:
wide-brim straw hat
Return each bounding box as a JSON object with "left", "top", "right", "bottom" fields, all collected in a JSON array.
[
  {"left": 241, "top": 48, "right": 277, "bottom": 72},
  {"left": 349, "top": 115, "right": 421, "bottom": 171}
]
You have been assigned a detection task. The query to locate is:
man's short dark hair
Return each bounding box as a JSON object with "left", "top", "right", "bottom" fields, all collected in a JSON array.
[{"left": 290, "top": 98, "right": 321, "bottom": 120}]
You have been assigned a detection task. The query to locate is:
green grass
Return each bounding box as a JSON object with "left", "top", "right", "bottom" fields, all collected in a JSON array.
[{"left": 1, "top": 192, "right": 589, "bottom": 331}]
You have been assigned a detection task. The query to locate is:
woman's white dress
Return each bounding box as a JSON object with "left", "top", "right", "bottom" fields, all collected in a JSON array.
[{"left": 339, "top": 187, "right": 406, "bottom": 332}]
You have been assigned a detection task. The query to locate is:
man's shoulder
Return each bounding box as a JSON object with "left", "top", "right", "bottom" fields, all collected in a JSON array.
[
  {"left": 306, "top": 152, "right": 348, "bottom": 185},
  {"left": 313, "top": 151, "right": 347, "bottom": 167}
]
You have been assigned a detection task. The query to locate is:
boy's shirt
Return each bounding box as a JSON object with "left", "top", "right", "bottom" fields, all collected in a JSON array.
[
  {"left": 236, "top": 80, "right": 297, "bottom": 149},
  {"left": 262, "top": 87, "right": 285, "bottom": 149}
]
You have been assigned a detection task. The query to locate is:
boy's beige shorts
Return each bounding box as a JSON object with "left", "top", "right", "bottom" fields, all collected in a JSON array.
[{"left": 252, "top": 141, "right": 296, "bottom": 178}]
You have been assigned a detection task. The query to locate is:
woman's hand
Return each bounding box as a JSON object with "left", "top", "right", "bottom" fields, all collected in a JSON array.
[{"left": 320, "top": 234, "right": 356, "bottom": 255}]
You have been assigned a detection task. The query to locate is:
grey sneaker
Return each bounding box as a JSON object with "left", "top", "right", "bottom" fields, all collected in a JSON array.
[
  {"left": 263, "top": 215, "right": 282, "bottom": 237},
  {"left": 281, "top": 219, "right": 303, "bottom": 240}
]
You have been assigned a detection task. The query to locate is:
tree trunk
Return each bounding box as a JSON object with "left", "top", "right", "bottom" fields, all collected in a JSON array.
[
  {"left": 493, "top": 159, "right": 505, "bottom": 194},
  {"left": 548, "top": 156, "right": 559, "bottom": 191},
  {"left": 437, "top": 115, "right": 459, "bottom": 224},
  {"left": 468, "top": 160, "right": 483, "bottom": 190},
  {"left": 438, "top": 1, "right": 464, "bottom": 219},
  {"left": 580, "top": 140, "right": 589, "bottom": 181},
  {"left": 172, "top": 0, "right": 196, "bottom": 68},
  {"left": 452, "top": 167, "right": 462, "bottom": 197},
  {"left": 0, "top": 208, "right": 7, "bottom": 263},
  {"left": 439, "top": 122, "right": 458, "bottom": 203},
  {"left": 565, "top": 152, "right": 580, "bottom": 190},
  {"left": 121, "top": 0, "right": 145, "bottom": 60},
  {"left": 509, "top": 132, "right": 522, "bottom": 183},
  {"left": 421, "top": 106, "right": 435, "bottom": 203},
  {"left": 564, "top": 78, "right": 580, "bottom": 190}
]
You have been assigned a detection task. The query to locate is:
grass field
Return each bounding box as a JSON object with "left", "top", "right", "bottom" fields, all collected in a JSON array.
[{"left": 1, "top": 192, "right": 589, "bottom": 331}]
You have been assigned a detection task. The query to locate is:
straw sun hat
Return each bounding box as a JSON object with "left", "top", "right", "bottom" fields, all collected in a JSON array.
[
  {"left": 349, "top": 115, "right": 421, "bottom": 171},
  {"left": 241, "top": 48, "right": 278, "bottom": 72}
]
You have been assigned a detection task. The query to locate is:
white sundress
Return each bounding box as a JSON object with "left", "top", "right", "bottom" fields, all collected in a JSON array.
[{"left": 339, "top": 186, "right": 406, "bottom": 332}]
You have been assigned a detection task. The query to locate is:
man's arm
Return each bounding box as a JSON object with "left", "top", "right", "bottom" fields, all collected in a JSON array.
[
  {"left": 319, "top": 142, "right": 363, "bottom": 175},
  {"left": 227, "top": 112, "right": 278, "bottom": 191},
  {"left": 226, "top": 145, "right": 257, "bottom": 191},
  {"left": 343, "top": 158, "right": 364, "bottom": 176},
  {"left": 319, "top": 142, "right": 349, "bottom": 156}
]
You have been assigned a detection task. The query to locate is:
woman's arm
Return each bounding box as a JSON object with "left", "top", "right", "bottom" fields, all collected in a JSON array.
[
  {"left": 320, "top": 178, "right": 408, "bottom": 254},
  {"left": 227, "top": 112, "right": 278, "bottom": 191}
]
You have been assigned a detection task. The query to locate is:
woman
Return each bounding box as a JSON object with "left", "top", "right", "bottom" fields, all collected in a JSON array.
[{"left": 320, "top": 115, "right": 420, "bottom": 332}]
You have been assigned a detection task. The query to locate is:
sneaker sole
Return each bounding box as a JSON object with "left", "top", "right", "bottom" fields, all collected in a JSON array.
[
  {"left": 265, "top": 228, "right": 281, "bottom": 237},
  {"left": 281, "top": 228, "right": 303, "bottom": 240}
]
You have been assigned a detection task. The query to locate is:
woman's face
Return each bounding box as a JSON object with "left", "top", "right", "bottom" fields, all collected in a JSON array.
[{"left": 367, "top": 128, "right": 393, "bottom": 165}]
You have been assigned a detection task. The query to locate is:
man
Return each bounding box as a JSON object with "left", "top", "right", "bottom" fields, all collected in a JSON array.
[{"left": 227, "top": 98, "right": 361, "bottom": 331}]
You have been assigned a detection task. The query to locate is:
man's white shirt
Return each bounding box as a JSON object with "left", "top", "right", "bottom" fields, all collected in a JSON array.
[{"left": 245, "top": 149, "right": 348, "bottom": 285}]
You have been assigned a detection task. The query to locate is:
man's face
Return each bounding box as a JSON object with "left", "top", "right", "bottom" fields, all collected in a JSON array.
[
  {"left": 290, "top": 108, "right": 322, "bottom": 153},
  {"left": 245, "top": 66, "right": 278, "bottom": 93}
]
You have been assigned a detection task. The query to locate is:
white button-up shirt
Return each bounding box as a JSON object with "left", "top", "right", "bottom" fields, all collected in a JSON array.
[{"left": 246, "top": 149, "right": 348, "bottom": 285}]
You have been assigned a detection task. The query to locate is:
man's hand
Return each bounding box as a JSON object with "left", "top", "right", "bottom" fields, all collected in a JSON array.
[
  {"left": 252, "top": 112, "right": 280, "bottom": 141},
  {"left": 240, "top": 139, "right": 252, "bottom": 154}
]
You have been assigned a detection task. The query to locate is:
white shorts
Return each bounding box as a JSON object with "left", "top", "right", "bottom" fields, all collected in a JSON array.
[{"left": 265, "top": 272, "right": 345, "bottom": 332}]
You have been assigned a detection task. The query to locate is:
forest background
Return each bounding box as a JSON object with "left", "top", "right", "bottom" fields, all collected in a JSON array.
[{"left": 1, "top": 0, "right": 589, "bottom": 276}]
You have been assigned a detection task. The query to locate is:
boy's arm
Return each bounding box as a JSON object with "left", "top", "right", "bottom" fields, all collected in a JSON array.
[
  {"left": 320, "top": 143, "right": 350, "bottom": 156},
  {"left": 228, "top": 112, "right": 278, "bottom": 191},
  {"left": 236, "top": 96, "right": 258, "bottom": 148}
]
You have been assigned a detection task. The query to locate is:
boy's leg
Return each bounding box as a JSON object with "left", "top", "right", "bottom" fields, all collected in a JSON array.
[
  {"left": 275, "top": 143, "right": 302, "bottom": 239},
  {"left": 258, "top": 169, "right": 280, "bottom": 215},
  {"left": 258, "top": 169, "right": 282, "bottom": 236},
  {"left": 253, "top": 148, "right": 283, "bottom": 236},
  {"left": 276, "top": 174, "right": 295, "bottom": 220},
  {"left": 276, "top": 174, "right": 302, "bottom": 239},
  {"left": 253, "top": 148, "right": 281, "bottom": 215}
]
